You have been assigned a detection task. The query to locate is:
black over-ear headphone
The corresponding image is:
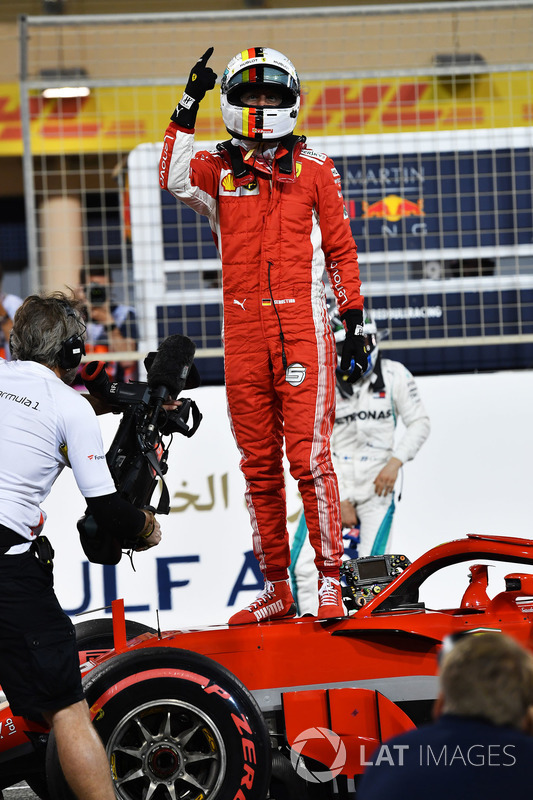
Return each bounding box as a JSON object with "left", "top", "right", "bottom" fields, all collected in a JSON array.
[{"left": 56, "top": 300, "right": 86, "bottom": 370}]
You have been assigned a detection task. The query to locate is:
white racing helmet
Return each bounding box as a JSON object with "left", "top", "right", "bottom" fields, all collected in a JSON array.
[
  {"left": 220, "top": 47, "right": 300, "bottom": 141},
  {"left": 329, "top": 304, "right": 381, "bottom": 380}
]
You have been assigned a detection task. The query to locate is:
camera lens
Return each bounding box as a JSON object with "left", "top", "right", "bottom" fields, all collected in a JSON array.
[{"left": 89, "top": 284, "right": 107, "bottom": 305}]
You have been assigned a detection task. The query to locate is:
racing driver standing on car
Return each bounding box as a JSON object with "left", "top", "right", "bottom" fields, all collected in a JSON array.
[
  {"left": 160, "top": 46, "right": 366, "bottom": 623},
  {"left": 0, "top": 292, "right": 161, "bottom": 800}
]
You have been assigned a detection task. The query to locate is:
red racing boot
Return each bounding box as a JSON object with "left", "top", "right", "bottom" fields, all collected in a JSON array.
[
  {"left": 317, "top": 573, "right": 345, "bottom": 619},
  {"left": 228, "top": 579, "right": 297, "bottom": 625}
]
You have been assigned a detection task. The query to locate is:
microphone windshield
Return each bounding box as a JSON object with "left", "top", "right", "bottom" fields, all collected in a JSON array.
[{"left": 147, "top": 334, "right": 198, "bottom": 397}]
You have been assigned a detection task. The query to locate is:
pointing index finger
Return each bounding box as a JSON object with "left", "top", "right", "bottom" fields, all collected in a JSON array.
[{"left": 198, "top": 46, "right": 214, "bottom": 66}]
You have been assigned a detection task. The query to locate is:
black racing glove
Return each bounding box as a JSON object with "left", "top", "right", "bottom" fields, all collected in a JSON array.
[
  {"left": 339, "top": 308, "right": 368, "bottom": 383},
  {"left": 171, "top": 47, "right": 217, "bottom": 129}
]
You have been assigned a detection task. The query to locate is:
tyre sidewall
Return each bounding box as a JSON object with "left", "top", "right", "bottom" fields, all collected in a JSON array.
[{"left": 85, "top": 647, "right": 270, "bottom": 800}]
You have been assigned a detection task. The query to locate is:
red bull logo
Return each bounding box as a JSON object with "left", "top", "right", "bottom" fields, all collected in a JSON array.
[{"left": 362, "top": 194, "right": 424, "bottom": 222}]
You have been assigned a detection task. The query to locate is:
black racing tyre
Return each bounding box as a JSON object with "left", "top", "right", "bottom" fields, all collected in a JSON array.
[
  {"left": 46, "top": 646, "right": 271, "bottom": 800},
  {"left": 75, "top": 617, "right": 157, "bottom": 655}
]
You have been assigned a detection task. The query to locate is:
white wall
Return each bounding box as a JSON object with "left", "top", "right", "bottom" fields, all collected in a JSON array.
[
  {"left": 44, "top": 369, "right": 533, "bottom": 629},
  {"left": 395, "top": 370, "right": 533, "bottom": 551}
]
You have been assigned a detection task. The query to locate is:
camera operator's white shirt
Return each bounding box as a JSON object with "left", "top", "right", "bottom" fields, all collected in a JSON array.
[{"left": 0, "top": 359, "right": 116, "bottom": 551}]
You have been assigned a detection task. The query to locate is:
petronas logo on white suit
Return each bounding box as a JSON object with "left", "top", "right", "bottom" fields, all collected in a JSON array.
[{"left": 286, "top": 363, "right": 306, "bottom": 386}]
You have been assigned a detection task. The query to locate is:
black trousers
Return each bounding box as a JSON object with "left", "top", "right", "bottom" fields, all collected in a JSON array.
[{"left": 0, "top": 550, "right": 84, "bottom": 719}]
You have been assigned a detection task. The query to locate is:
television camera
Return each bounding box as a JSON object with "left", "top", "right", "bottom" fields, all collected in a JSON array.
[{"left": 78, "top": 334, "right": 202, "bottom": 564}]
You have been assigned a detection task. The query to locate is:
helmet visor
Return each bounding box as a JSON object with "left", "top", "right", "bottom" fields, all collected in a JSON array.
[{"left": 227, "top": 66, "right": 299, "bottom": 107}]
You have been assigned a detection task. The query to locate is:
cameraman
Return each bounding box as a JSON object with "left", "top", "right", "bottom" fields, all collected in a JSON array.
[
  {"left": 78, "top": 265, "right": 138, "bottom": 382},
  {"left": 0, "top": 291, "right": 161, "bottom": 800}
]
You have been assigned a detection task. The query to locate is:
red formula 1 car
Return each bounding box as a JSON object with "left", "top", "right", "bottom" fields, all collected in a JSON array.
[{"left": 2, "top": 533, "right": 533, "bottom": 800}]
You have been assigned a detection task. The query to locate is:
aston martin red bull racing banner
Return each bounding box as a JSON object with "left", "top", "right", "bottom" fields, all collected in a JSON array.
[{"left": 336, "top": 139, "right": 533, "bottom": 256}]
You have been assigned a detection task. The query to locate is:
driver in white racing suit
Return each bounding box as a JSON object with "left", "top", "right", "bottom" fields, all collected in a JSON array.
[{"left": 291, "top": 307, "right": 430, "bottom": 614}]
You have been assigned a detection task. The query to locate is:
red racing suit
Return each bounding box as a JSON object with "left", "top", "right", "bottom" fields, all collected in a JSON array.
[{"left": 159, "top": 123, "right": 363, "bottom": 581}]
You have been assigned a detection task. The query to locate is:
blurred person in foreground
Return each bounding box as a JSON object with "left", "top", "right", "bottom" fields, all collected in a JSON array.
[
  {"left": 78, "top": 265, "right": 138, "bottom": 383},
  {"left": 0, "top": 291, "right": 161, "bottom": 800},
  {"left": 291, "top": 306, "right": 430, "bottom": 614},
  {"left": 0, "top": 263, "right": 23, "bottom": 360},
  {"left": 159, "top": 47, "right": 367, "bottom": 623},
  {"left": 357, "top": 631, "right": 533, "bottom": 799}
]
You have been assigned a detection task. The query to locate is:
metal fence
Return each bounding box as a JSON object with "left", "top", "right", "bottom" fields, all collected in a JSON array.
[{"left": 18, "top": 1, "right": 533, "bottom": 378}]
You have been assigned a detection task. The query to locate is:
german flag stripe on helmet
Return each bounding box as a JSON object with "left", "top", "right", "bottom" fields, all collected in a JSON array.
[
  {"left": 242, "top": 107, "right": 261, "bottom": 138},
  {"left": 241, "top": 47, "right": 264, "bottom": 61}
]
